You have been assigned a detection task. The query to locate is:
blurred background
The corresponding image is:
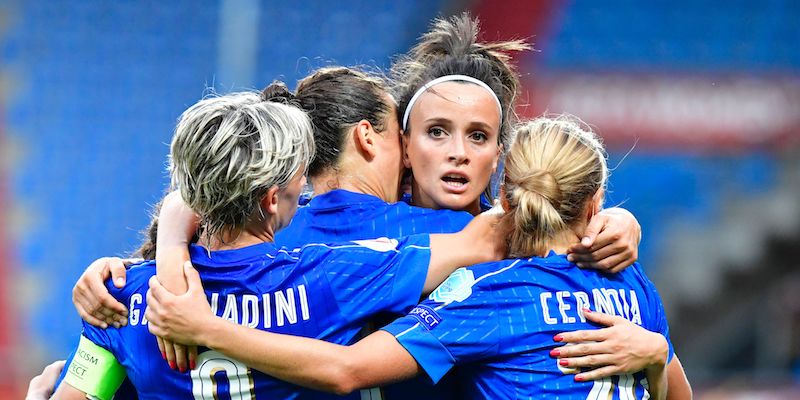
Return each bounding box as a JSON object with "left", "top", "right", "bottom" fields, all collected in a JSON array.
[{"left": 1, "top": 0, "right": 798, "bottom": 397}]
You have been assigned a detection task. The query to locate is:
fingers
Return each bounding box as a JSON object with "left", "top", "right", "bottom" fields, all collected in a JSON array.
[
  {"left": 44, "top": 360, "right": 66, "bottom": 377},
  {"left": 572, "top": 242, "right": 620, "bottom": 263},
  {"left": 551, "top": 341, "right": 606, "bottom": 360},
  {"left": 73, "top": 257, "right": 129, "bottom": 327},
  {"left": 568, "top": 238, "right": 619, "bottom": 265},
  {"left": 72, "top": 290, "right": 108, "bottom": 328},
  {"left": 173, "top": 343, "right": 189, "bottom": 373},
  {"left": 146, "top": 286, "right": 179, "bottom": 371},
  {"left": 89, "top": 283, "right": 128, "bottom": 326},
  {"left": 582, "top": 309, "right": 624, "bottom": 327},
  {"left": 581, "top": 213, "right": 608, "bottom": 249},
  {"left": 109, "top": 259, "right": 128, "bottom": 288},
  {"left": 148, "top": 276, "right": 167, "bottom": 303},
  {"left": 28, "top": 360, "right": 67, "bottom": 398},
  {"left": 589, "top": 252, "right": 633, "bottom": 273},
  {"left": 558, "top": 354, "right": 617, "bottom": 371},
  {"left": 163, "top": 339, "right": 177, "bottom": 371},
  {"left": 188, "top": 346, "right": 198, "bottom": 370},
  {"left": 552, "top": 332, "right": 612, "bottom": 359},
  {"left": 576, "top": 365, "right": 620, "bottom": 381},
  {"left": 156, "top": 336, "right": 166, "bottom": 361}
]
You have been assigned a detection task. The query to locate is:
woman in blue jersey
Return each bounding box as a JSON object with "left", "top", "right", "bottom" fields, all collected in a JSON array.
[
  {"left": 145, "top": 115, "right": 691, "bottom": 399},
  {"left": 46, "top": 87, "right": 513, "bottom": 400},
  {"left": 68, "top": 12, "right": 644, "bottom": 377}
]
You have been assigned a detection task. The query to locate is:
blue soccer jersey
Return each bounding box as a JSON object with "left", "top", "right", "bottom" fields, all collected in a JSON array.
[
  {"left": 275, "top": 189, "right": 472, "bottom": 248},
  {"left": 274, "top": 189, "right": 472, "bottom": 399},
  {"left": 383, "top": 253, "right": 674, "bottom": 400},
  {"left": 66, "top": 235, "right": 432, "bottom": 399}
]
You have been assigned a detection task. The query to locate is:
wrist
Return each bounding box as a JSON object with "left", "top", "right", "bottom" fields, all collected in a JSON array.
[
  {"left": 200, "top": 316, "right": 230, "bottom": 349},
  {"left": 648, "top": 332, "right": 669, "bottom": 369}
]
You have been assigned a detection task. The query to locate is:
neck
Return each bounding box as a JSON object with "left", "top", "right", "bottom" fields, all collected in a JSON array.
[
  {"left": 310, "top": 166, "right": 397, "bottom": 202},
  {"left": 544, "top": 229, "right": 583, "bottom": 255},
  {"left": 509, "top": 224, "right": 587, "bottom": 258},
  {"left": 198, "top": 222, "right": 276, "bottom": 251}
]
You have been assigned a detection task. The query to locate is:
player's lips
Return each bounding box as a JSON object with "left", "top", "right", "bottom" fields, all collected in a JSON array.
[{"left": 440, "top": 171, "right": 470, "bottom": 194}]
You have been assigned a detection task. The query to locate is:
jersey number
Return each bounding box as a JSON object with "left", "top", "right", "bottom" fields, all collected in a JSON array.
[
  {"left": 192, "top": 350, "right": 254, "bottom": 400},
  {"left": 585, "top": 374, "right": 646, "bottom": 400}
]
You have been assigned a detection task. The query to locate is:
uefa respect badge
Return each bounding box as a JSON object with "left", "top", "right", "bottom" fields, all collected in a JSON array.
[{"left": 429, "top": 268, "right": 476, "bottom": 304}]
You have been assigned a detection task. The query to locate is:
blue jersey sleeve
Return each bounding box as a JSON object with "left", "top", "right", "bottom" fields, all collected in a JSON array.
[
  {"left": 81, "top": 321, "right": 113, "bottom": 351},
  {"left": 381, "top": 270, "right": 501, "bottom": 384},
  {"left": 642, "top": 276, "right": 675, "bottom": 363},
  {"left": 307, "top": 234, "right": 431, "bottom": 320}
]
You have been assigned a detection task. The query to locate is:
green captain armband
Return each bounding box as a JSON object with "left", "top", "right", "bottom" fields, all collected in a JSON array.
[{"left": 63, "top": 335, "right": 126, "bottom": 400}]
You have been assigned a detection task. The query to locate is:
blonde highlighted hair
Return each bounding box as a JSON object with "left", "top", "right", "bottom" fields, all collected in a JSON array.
[
  {"left": 169, "top": 91, "right": 315, "bottom": 241},
  {"left": 503, "top": 115, "right": 607, "bottom": 257}
]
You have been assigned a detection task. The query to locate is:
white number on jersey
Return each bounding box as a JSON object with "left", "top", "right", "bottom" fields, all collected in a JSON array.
[{"left": 192, "top": 350, "right": 254, "bottom": 400}]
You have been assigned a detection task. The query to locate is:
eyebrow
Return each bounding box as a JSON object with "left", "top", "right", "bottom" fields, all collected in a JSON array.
[{"left": 422, "top": 117, "right": 497, "bottom": 133}]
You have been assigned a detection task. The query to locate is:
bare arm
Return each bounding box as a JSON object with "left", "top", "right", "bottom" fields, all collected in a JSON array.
[
  {"left": 643, "top": 355, "right": 691, "bottom": 400},
  {"left": 154, "top": 190, "right": 201, "bottom": 372},
  {"left": 666, "top": 356, "right": 692, "bottom": 400},
  {"left": 50, "top": 383, "right": 93, "bottom": 400},
  {"left": 568, "top": 207, "right": 641, "bottom": 273},
  {"left": 155, "top": 190, "right": 197, "bottom": 292},
  {"left": 645, "top": 360, "right": 668, "bottom": 400},
  {"left": 210, "top": 325, "right": 417, "bottom": 395},
  {"left": 146, "top": 262, "right": 418, "bottom": 395},
  {"left": 146, "top": 207, "right": 510, "bottom": 344},
  {"left": 147, "top": 206, "right": 507, "bottom": 378}
]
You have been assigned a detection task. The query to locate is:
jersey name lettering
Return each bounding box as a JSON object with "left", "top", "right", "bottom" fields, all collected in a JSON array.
[
  {"left": 128, "top": 285, "right": 311, "bottom": 328},
  {"left": 539, "top": 288, "right": 642, "bottom": 325}
]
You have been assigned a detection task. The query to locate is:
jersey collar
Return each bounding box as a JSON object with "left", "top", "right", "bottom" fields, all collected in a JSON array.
[
  {"left": 307, "top": 189, "right": 387, "bottom": 210},
  {"left": 189, "top": 241, "right": 279, "bottom": 264}
]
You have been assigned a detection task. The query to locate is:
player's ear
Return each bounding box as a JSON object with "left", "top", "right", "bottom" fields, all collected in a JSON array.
[
  {"left": 261, "top": 185, "right": 280, "bottom": 217},
  {"left": 353, "top": 120, "right": 377, "bottom": 160},
  {"left": 592, "top": 189, "right": 604, "bottom": 214},
  {"left": 499, "top": 184, "right": 511, "bottom": 212},
  {"left": 401, "top": 132, "right": 412, "bottom": 169}
]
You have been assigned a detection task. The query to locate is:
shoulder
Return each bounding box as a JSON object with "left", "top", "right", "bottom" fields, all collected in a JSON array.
[
  {"left": 106, "top": 260, "right": 156, "bottom": 301},
  {"left": 299, "top": 236, "right": 419, "bottom": 255},
  {"left": 616, "top": 262, "right": 655, "bottom": 289},
  {"left": 428, "top": 260, "right": 517, "bottom": 304}
]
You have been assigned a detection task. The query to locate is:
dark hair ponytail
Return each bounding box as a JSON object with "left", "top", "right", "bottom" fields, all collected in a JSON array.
[
  {"left": 294, "top": 67, "right": 392, "bottom": 177},
  {"left": 261, "top": 80, "right": 299, "bottom": 106},
  {"left": 391, "top": 12, "right": 530, "bottom": 150}
]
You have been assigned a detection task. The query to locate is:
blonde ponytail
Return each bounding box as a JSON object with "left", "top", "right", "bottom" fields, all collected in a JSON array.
[{"left": 504, "top": 115, "right": 607, "bottom": 257}]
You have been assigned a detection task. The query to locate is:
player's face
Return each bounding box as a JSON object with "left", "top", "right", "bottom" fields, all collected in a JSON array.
[
  {"left": 404, "top": 82, "right": 501, "bottom": 214},
  {"left": 275, "top": 169, "right": 307, "bottom": 232}
]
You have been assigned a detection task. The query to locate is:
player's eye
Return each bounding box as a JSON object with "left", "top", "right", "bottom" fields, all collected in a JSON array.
[
  {"left": 428, "top": 127, "right": 447, "bottom": 139},
  {"left": 469, "top": 131, "right": 488, "bottom": 143}
]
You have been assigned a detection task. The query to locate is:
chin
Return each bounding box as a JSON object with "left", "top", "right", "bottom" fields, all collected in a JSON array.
[{"left": 436, "top": 196, "right": 476, "bottom": 213}]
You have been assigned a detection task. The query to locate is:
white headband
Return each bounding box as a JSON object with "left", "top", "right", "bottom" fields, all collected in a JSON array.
[{"left": 401, "top": 74, "right": 503, "bottom": 131}]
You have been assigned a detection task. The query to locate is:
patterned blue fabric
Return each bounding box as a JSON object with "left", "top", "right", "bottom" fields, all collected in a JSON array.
[
  {"left": 276, "top": 190, "right": 473, "bottom": 248},
  {"left": 69, "top": 236, "right": 431, "bottom": 399},
  {"left": 383, "top": 253, "right": 674, "bottom": 399},
  {"left": 275, "top": 189, "right": 474, "bottom": 399}
]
